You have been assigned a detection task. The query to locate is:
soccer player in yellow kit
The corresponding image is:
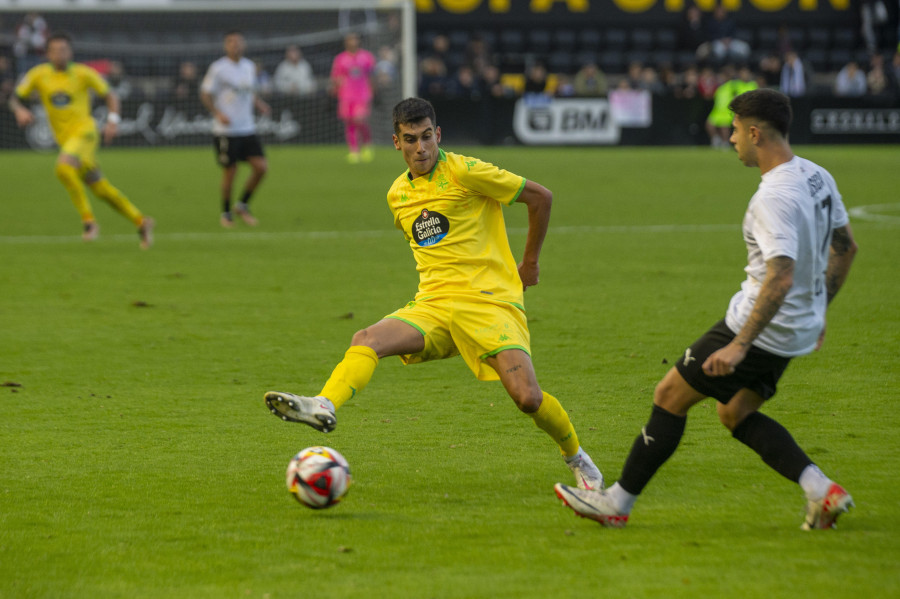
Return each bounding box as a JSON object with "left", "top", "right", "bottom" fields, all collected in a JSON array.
[
  {"left": 265, "top": 97, "right": 603, "bottom": 491},
  {"left": 9, "top": 32, "right": 154, "bottom": 248}
]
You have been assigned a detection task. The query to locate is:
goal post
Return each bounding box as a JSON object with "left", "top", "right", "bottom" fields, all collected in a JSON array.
[{"left": 0, "top": 0, "right": 417, "bottom": 151}]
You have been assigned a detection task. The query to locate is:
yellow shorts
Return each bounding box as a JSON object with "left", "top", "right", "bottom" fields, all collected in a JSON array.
[
  {"left": 59, "top": 123, "right": 100, "bottom": 173},
  {"left": 385, "top": 295, "right": 531, "bottom": 382}
]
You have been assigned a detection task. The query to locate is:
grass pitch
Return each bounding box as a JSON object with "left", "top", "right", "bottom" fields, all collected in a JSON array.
[{"left": 1, "top": 144, "right": 898, "bottom": 598}]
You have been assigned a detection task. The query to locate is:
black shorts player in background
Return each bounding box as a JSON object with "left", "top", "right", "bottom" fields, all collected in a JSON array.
[
  {"left": 200, "top": 30, "right": 270, "bottom": 228},
  {"left": 556, "top": 88, "right": 858, "bottom": 530}
]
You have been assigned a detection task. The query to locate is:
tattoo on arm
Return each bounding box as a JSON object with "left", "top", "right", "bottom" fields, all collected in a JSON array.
[
  {"left": 506, "top": 364, "right": 522, "bottom": 374},
  {"left": 830, "top": 227, "right": 853, "bottom": 256},
  {"left": 825, "top": 226, "right": 857, "bottom": 304},
  {"left": 735, "top": 256, "right": 794, "bottom": 348}
]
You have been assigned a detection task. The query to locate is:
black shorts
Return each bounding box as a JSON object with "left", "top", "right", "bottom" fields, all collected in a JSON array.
[
  {"left": 674, "top": 319, "right": 791, "bottom": 403},
  {"left": 214, "top": 134, "right": 265, "bottom": 167}
]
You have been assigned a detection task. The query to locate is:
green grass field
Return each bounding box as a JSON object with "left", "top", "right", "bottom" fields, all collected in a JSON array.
[{"left": 1, "top": 143, "right": 898, "bottom": 598}]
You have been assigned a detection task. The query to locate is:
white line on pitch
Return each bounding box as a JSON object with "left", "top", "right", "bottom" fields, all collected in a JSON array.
[{"left": 0, "top": 224, "right": 741, "bottom": 245}]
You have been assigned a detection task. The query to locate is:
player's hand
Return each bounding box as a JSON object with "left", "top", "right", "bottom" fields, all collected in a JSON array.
[
  {"left": 518, "top": 261, "right": 539, "bottom": 290},
  {"left": 257, "top": 100, "right": 271, "bottom": 116},
  {"left": 102, "top": 121, "right": 118, "bottom": 144},
  {"left": 815, "top": 321, "right": 826, "bottom": 351},
  {"left": 702, "top": 341, "right": 747, "bottom": 377},
  {"left": 14, "top": 107, "right": 34, "bottom": 128},
  {"left": 215, "top": 111, "right": 231, "bottom": 125}
]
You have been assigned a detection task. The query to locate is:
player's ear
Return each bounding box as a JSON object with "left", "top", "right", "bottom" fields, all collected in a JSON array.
[
  {"left": 435, "top": 126, "right": 441, "bottom": 144},
  {"left": 392, "top": 134, "right": 401, "bottom": 150}
]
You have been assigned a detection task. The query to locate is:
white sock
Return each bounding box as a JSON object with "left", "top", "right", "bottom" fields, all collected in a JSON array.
[
  {"left": 607, "top": 482, "right": 638, "bottom": 514},
  {"left": 564, "top": 447, "right": 585, "bottom": 463},
  {"left": 799, "top": 464, "right": 832, "bottom": 501}
]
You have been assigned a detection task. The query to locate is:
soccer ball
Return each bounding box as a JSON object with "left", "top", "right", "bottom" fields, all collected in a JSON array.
[{"left": 286, "top": 446, "right": 352, "bottom": 509}]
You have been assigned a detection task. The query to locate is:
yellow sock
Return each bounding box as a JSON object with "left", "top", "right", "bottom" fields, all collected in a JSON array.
[
  {"left": 530, "top": 391, "right": 580, "bottom": 458},
  {"left": 89, "top": 178, "right": 143, "bottom": 226},
  {"left": 55, "top": 162, "right": 93, "bottom": 222},
  {"left": 319, "top": 346, "right": 379, "bottom": 409}
]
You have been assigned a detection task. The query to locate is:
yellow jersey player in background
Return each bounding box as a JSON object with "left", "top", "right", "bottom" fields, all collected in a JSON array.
[
  {"left": 265, "top": 97, "right": 604, "bottom": 493},
  {"left": 9, "top": 32, "right": 154, "bottom": 249}
]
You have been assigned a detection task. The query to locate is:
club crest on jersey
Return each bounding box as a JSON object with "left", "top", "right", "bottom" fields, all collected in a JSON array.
[
  {"left": 50, "top": 92, "right": 72, "bottom": 107},
  {"left": 412, "top": 208, "right": 449, "bottom": 247}
]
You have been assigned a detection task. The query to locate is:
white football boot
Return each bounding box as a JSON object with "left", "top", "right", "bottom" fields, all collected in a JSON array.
[
  {"left": 801, "top": 483, "right": 854, "bottom": 530},
  {"left": 265, "top": 392, "right": 337, "bottom": 433},
  {"left": 554, "top": 483, "right": 629, "bottom": 528}
]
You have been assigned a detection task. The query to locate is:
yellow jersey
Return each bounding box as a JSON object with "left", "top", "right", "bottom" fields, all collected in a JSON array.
[
  {"left": 15, "top": 62, "right": 109, "bottom": 143},
  {"left": 387, "top": 149, "right": 527, "bottom": 307}
]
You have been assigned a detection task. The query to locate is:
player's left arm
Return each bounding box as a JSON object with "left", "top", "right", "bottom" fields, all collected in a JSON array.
[
  {"left": 254, "top": 93, "right": 271, "bottom": 116},
  {"left": 703, "top": 255, "right": 795, "bottom": 376},
  {"left": 515, "top": 180, "right": 553, "bottom": 290},
  {"left": 101, "top": 89, "right": 121, "bottom": 145},
  {"left": 816, "top": 223, "right": 858, "bottom": 350}
]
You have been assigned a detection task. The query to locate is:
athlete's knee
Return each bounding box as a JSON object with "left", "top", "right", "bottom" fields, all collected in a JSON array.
[
  {"left": 509, "top": 384, "right": 543, "bottom": 413},
  {"left": 652, "top": 376, "right": 679, "bottom": 411},
  {"left": 716, "top": 400, "right": 756, "bottom": 432},
  {"left": 350, "top": 328, "right": 379, "bottom": 349}
]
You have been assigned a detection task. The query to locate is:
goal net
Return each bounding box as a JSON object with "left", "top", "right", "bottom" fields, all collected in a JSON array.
[{"left": 0, "top": 0, "right": 416, "bottom": 151}]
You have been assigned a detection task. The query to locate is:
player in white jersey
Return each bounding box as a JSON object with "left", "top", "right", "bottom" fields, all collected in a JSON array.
[
  {"left": 555, "top": 88, "right": 859, "bottom": 530},
  {"left": 201, "top": 30, "right": 270, "bottom": 227}
]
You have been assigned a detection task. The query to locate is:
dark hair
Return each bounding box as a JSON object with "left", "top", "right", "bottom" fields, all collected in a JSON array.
[
  {"left": 392, "top": 97, "right": 436, "bottom": 134},
  {"left": 47, "top": 31, "right": 72, "bottom": 46},
  {"left": 728, "top": 88, "right": 792, "bottom": 137},
  {"left": 224, "top": 29, "right": 243, "bottom": 38}
]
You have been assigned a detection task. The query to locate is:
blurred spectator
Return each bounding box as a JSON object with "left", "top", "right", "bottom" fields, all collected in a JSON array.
[
  {"left": 866, "top": 53, "right": 889, "bottom": 95},
  {"left": 780, "top": 51, "right": 807, "bottom": 97},
  {"left": 638, "top": 65, "right": 666, "bottom": 95},
  {"left": 834, "top": 61, "right": 866, "bottom": 98},
  {"left": 625, "top": 61, "right": 644, "bottom": 89},
  {"left": 706, "top": 64, "right": 757, "bottom": 148},
  {"left": 704, "top": 6, "right": 751, "bottom": 63},
  {"left": 274, "top": 45, "right": 317, "bottom": 96},
  {"left": 374, "top": 45, "right": 398, "bottom": 91},
  {"left": 480, "top": 64, "right": 517, "bottom": 99},
  {"left": 658, "top": 64, "right": 679, "bottom": 97},
  {"left": 427, "top": 34, "right": 451, "bottom": 67},
  {"left": 255, "top": 60, "right": 274, "bottom": 98},
  {"left": 0, "top": 55, "right": 14, "bottom": 103},
  {"left": 446, "top": 65, "right": 483, "bottom": 100},
  {"left": 554, "top": 74, "right": 576, "bottom": 97},
  {"left": 174, "top": 60, "right": 200, "bottom": 100},
  {"left": 523, "top": 62, "right": 549, "bottom": 95},
  {"left": 13, "top": 12, "right": 47, "bottom": 75},
  {"left": 890, "top": 51, "right": 900, "bottom": 95},
  {"left": 465, "top": 34, "right": 493, "bottom": 76},
  {"left": 697, "top": 65, "right": 719, "bottom": 98},
  {"left": 675, "top": 64, "right": 700, "bottom": 98},
  {"left": 680, "top": 5, "right": 709, "bottom": 55},
  {"left": 758, "top": 54, "right": 782, "bottom": 87},
  {"left": 106, "top": 60, "right": 134, "bottom": 100},
  {"left": 418, "top": 55, "right": 448, "bottom": 98},
  {"left": 573, "top": 62, "right": 608, "bottom": 97}
]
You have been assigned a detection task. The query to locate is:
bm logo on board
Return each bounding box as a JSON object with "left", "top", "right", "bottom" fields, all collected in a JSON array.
[{"left": 514, "top": 98, "right": 621, "bottom": 145}]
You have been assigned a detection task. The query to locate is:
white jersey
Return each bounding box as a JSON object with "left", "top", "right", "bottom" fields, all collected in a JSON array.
[
  {"left": 201, "top": 56, "right": 258, "bottom": 136},
  {"left": 725, "top": 156, "right": 849, "bottom": 357}
]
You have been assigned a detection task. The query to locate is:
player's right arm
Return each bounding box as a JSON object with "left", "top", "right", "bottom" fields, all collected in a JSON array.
[
  {"left": 8, "top": 69, "right": 37, "bottom": 127},
  {"left": 703, "top": 255, "right": 795, "bottom": 376},
  {"left": 200, "top": 63, "right": 229, "bottom": 125}
]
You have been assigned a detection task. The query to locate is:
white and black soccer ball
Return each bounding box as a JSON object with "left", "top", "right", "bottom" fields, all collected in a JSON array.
[{"left": 286, "top": 446, "right": 352, "bottom": 509}]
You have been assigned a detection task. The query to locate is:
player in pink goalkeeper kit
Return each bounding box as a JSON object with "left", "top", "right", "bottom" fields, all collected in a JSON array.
[{"left": 330, "top": 33, "right": 376, "bottom": 163}]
